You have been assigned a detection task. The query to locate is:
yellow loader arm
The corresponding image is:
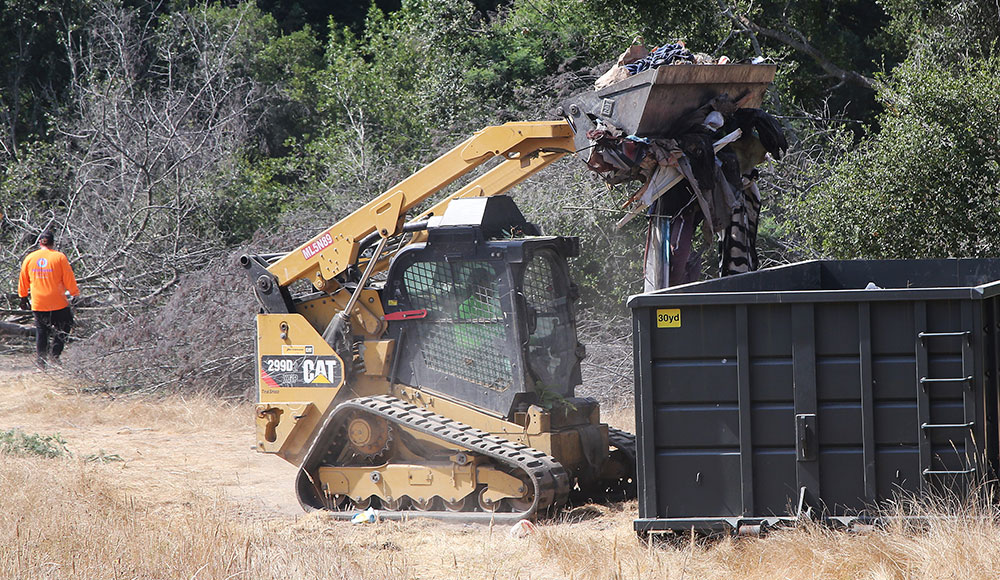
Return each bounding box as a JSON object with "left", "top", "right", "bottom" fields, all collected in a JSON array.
[{"left": 266, "top": 121, "right": 574, "bottom": 292}]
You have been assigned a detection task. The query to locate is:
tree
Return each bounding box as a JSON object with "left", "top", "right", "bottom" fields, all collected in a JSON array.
[
  {"left": 787, "top": 53, "right": 1000, "bottom": 259},
  {"left": 0, "top": 1, "right": 322, "bottom": 392},
  {"left": 779, "top": 0, "right": 1000, "bottom": 259},
  {"left": 0, "top": 0, "right": 90, "bottom": 161}
]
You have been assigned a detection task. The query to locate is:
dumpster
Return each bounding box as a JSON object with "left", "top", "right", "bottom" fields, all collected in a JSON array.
[{"left": 629, "top": 259, "right": 1000, "bottom": 534}]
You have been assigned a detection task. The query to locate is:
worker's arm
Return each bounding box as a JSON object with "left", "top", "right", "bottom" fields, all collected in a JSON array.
[
  {"left": 18, "top": 256, "right": 30, "bottom": 298},
  {"left": 61, "top": 254, "right": 80, "bottom": 297}
]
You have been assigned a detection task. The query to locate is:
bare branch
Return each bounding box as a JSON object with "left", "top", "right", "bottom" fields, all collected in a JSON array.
[
  {"left": 716, "top": 0, "right": 763, "bottom": 57},
  {"left": 718, "top": 0, "right": 882, "bottom": 92}
]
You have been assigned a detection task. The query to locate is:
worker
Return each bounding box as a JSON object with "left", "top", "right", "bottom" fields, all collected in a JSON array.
[
  {"left": 457, "top": 267, "right": 501, "bottom": 321},
  {"left": 18, "top": 230, "right": 80, "bottom": 370}
]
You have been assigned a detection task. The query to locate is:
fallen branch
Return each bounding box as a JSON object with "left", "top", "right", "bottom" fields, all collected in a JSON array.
[{"left": 0, "top": 321, "right": 34, "bottom": 336}]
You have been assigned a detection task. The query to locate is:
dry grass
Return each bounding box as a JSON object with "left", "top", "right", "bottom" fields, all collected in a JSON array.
[
  {"left": 0, "top": 455, "right": 375, "bottom": 579},
  {"left": 10, "top": 461, "right": 1000, "bottom": 580},
  {"left": 0, "top": 369, "right": 248, "bottom": 435},
  {"left": 6, "top": 360, "right": 1000, "bottom": 579}
]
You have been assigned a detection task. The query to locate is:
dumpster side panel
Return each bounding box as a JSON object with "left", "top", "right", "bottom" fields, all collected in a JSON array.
[
  {"left": 634, "top": 259, "right": 1000, "bottom": 532},
  {"left": 645, "top": 304, "right": 743, "bottom": 518}
]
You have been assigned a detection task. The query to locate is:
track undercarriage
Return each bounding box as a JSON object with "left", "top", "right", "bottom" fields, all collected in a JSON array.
[{"left": 296, "top": 396, "right": 635, "bottom": 522}]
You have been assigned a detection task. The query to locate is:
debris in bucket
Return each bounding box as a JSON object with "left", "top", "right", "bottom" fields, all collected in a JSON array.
[
  {"left": 351, "top": 506, "right": 379, "bottom": 524},
  {"left": 595, "top": 39, "right": 732, "bottom": 90},
  {"left": 582, "top": 41, "right": 786, "bottom": 289}
]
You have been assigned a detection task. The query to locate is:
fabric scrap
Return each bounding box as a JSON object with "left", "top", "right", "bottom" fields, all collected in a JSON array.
[{"left": 624, "top": 43, "right": 694, "bottom": 75}]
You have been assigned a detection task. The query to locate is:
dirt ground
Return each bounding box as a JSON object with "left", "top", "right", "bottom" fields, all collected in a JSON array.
[{"left": 0, "top": 355, "right": 302, "bottom": 518}]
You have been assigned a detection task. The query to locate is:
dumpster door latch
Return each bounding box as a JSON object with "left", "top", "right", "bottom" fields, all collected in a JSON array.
[{"left": 796, "top": 414, "right": 818, "bottom": 462}]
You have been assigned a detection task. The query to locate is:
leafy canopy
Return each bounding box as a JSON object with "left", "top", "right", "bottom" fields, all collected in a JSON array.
[{"left": 790, "top": 53, "right": 1000, "bottom": 258}]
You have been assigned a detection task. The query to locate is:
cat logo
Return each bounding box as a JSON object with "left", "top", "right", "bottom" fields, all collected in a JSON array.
[
  {"left": 302, "top": 358, "right": 339, "bottom": 383},
  {"left": 281, "top": 344, "right": 314, "bottom": 355},
  {"left": 260, "top": 355, "right": 345, "bottom": 388}
]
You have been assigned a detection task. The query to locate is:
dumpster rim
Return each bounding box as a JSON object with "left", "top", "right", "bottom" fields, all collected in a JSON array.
[
  {"left": 628, "top": 258, "right": 1000, "bottom": 309},
  {"left": 627, "top": 286, "right": 987, "bottom": 308}
]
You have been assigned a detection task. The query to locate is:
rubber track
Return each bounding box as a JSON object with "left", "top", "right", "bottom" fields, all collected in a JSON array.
[
  {"left": 607, "top": 426, "right": 638, "bottom": 499},
  {"left": 298, "top": 395, "right": 572, "bottom": 523},
  {"left": 608, "top": 426, "right": 637, "bottom": 465}
]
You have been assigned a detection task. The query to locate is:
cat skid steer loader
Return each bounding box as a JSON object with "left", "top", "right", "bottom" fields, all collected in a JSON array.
[{"left": 241, "top": 64, "right": 775, "bottom": 521}]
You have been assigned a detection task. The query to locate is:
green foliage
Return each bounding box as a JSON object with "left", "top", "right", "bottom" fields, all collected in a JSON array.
[
  {"left": 0, "top": 0, "right": 92, "bottom": 155},
  {"left": 0, "top": 429, "right": 69, "bottom": 458},
  {"left": 82, "top": 450, "right": 126, "bottom": 463},
  {"left": 0, "top": 140, "right": 73, "bottom": 206},
  {"left": 461, "top": 0, "right": 597, "bottom": 102},
  {"left": 512, "top": 160, "right": 645, "bottom": 309},
  {"left": 253, "top": 26, "right": 324, "bottom": 109},
  {"left": 879, "top": 0, "right": 1000, "bottom": 60},
  {"left": 576, "top": 0, "right": 724, "bottom": 52},
  {"left": 201, "top": 156, "right": 291, "bottom": 245},
  {"left": 789, "top": 53, "right": 1000, "bottom": 258},
  {"left": 314, "top": 0, "right": 488, "bottom": 158}
]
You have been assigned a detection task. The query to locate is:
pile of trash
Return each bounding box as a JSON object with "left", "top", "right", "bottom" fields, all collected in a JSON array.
[
  {"left": 584, "top": 41, "right": 786, "bottom": 289},
  {"left": 595, "top": 40, "right": 737, "bottom": 90}
]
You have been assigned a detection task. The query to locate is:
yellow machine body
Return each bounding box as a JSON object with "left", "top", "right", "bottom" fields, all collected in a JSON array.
[{"left": 243, "top": 120, "right": 635, "bottom": 521}]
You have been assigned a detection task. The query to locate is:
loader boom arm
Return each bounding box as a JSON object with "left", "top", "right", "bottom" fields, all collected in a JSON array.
[{"left": 267, "top": 121, "right": 575, "bottom": 289}]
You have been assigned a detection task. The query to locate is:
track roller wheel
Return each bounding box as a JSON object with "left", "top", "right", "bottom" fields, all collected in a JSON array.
[
  {"left": 443, "top": 496, "right": 469, "bottom": 512},
  {"left": 477, "top": 487, "right": 506, "bottom": 513},
  {"left": 346, "top": 412, "right": 390, "bottom": 457},
  {"left": 412, "top": 497, "right": 436, "bottom": 511},
  {"left": 381, "top": 496, "right": 408, "bottom": 511}
]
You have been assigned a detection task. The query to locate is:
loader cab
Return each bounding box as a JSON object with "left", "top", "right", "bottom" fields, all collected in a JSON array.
[{"left": 382, "top": 196, "right": 584, "bottom": 419}]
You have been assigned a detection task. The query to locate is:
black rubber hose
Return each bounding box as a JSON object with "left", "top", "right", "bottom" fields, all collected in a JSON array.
[{"left": 356, "top": 220, "right": 430, "bottom": 257}]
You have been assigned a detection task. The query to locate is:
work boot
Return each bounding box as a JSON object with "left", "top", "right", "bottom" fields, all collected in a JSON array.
[{"left": 34, "top": 358, "right": 47, "bottom": 373}]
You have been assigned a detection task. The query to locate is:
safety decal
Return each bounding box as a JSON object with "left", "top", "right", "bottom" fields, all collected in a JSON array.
[{"left": 260, "top": 354, "right": 345, "bottom": 388}]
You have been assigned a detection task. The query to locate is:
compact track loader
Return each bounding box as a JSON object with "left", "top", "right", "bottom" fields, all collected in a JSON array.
[
  {"left": 242, "top": 124, "right": 635, "bottom": 523},
  {"left": 242, "top": 64, "right": 776, "bottom": 521}
]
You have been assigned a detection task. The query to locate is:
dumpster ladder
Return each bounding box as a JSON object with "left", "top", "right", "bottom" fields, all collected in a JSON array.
[{"left": 915, "top": 328, "right": 977, "bottom": 486}]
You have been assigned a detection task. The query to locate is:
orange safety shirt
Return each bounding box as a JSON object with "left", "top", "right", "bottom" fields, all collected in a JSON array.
[{"left": 19, "top": 247, "right": 80, "bottom": 312}]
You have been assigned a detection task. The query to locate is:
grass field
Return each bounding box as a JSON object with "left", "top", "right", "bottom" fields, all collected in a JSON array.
[{"left": 3, "top": 359, "right": 1000, "bottom": 579}]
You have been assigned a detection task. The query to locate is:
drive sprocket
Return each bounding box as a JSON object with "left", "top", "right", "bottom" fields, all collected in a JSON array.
[{"left": 345, "top": 411, "right": 391, "bottom": 458}]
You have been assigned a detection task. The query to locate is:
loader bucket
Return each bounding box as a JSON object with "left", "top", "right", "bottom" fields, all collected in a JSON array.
[{"left": 559, "top": 64, "right": 777, "bottom": 161}]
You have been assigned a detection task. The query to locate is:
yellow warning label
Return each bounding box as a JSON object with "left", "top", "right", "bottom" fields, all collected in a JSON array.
[
  {"left": 656, "top": 309, "right": 681, "bottom": 328},
  {"left": 388, "top": 299, "right": 398, "bottom": 306}
]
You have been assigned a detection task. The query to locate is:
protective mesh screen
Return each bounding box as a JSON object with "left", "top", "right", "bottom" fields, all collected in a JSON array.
[
  {"left": 522, "top": 251, "right": 576, "bottom": 393},
  {"left": 402, "top": 261, "right": 512, "bottom": 391}
]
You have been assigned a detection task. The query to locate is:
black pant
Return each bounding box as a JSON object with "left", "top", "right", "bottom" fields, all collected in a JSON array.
[{"left": 34, "top": 307, "right": 73, "bottom": 364}]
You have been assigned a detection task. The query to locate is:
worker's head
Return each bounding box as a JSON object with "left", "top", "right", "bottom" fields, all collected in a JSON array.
[{"left": 38, "top": 231, "right": 55, "bottom": 248}]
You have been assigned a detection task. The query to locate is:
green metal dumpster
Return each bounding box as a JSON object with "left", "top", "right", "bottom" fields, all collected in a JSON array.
[{"left": 629, "top": 259, "right": 1000, "bottom": 534}]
